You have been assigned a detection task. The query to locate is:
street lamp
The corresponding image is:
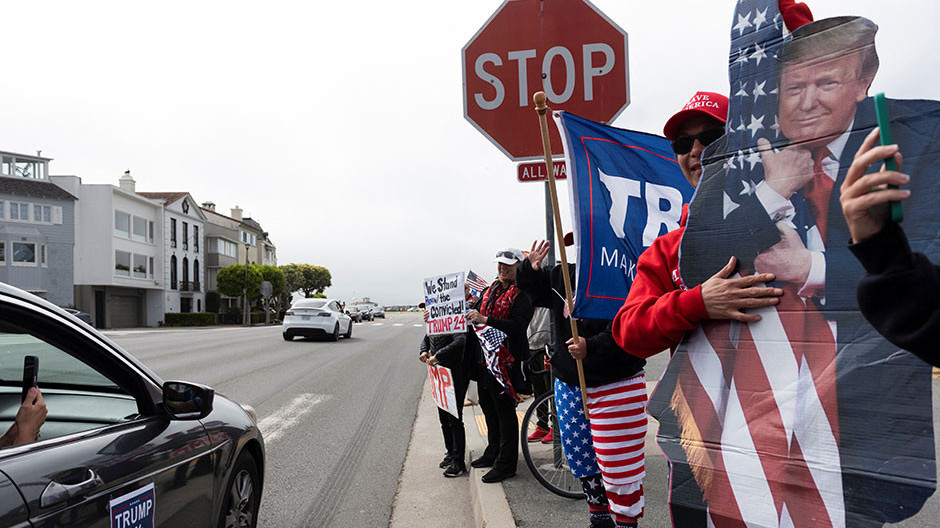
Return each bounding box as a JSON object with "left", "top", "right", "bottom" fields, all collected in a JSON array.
[{"left": 243, "top": 243, "right": 250, "bottom": 326}]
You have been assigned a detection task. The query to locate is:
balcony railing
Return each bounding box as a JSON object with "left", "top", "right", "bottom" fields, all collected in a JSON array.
[{"left": 179, "top": 281, "right": 201, "bottom": 292}]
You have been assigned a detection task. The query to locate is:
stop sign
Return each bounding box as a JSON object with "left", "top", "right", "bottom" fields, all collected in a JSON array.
[{"left": 463, "top": 0, "right": 629, "bottom": 161}]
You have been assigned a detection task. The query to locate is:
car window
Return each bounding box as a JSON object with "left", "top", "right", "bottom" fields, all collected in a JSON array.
[
  {"left": 328, "top": 302, "right": 339, "bottom": 312},
  {"left": 0, "top": 323, "right": 138, "bottom": 447},
  {"left": 294, "top": 299, "right": 327, "bottom": 309}
]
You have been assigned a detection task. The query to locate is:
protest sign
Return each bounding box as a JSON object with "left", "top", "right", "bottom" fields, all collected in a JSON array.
[
  {"left": 645, "top": 1, "right": 940, "bottom": 526},
  {"left": 423, "top": 272, "right": 467, "bottom": 335},
  {"left": 427, "top": 363, "right": 459, "bottom": 418}
]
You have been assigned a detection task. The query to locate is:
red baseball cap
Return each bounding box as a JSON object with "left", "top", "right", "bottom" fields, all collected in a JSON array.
[{"left": 662, "top": 91, "right": 729, "bottom": 140}]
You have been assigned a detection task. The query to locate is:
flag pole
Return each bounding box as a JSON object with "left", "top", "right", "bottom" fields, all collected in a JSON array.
[{"left": 533, "top": 91, "right": 590, "bottom": 420}]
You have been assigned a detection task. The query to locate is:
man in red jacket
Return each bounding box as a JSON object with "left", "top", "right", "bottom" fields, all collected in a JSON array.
[{"left": 611, "top": 92, "right": 784, "bottom": 359}]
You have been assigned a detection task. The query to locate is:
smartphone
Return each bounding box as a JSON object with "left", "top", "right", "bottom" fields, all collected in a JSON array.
[
  {"left": 21, "top": 355, "right": 39, "bottom": 403},
  {"left": 874, "top": 92, "right": 903, "bottom": 223}
]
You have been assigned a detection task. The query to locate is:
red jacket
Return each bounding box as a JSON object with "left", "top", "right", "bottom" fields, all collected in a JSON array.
[{"left": 611, "top": 206, "right": 708, "bottom": 358}]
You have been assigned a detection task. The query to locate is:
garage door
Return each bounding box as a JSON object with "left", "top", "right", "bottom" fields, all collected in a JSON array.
[{"left": 110, "top": 295, "right": 140, "bottom": 328}]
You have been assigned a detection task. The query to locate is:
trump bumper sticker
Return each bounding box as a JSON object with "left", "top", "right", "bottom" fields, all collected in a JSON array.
[{"left": 110, "top": 483, "right": 155, "bottom": 528}]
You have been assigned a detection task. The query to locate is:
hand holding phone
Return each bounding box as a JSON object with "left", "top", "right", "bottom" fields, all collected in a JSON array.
[{"left": 22, "top": 356, "right": 39, "bottom": 403}]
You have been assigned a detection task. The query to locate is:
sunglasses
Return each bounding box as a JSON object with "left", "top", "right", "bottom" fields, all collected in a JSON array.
[
  {"left": 671, "top": 128, "right": 724, "bottom": 155},
  {"left": 496, "top": 251, "right": 518, "bottom": 261}
]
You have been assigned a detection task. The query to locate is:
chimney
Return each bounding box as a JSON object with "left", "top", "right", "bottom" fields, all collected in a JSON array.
[
  {"left": 202, "top": 201, "right": 216, "bottom": 212},
  {"left": 119, "top": 170, "right": 136, "bottom": 193},
  {"left": 231, "top": 205, "right": 243, "bottom": 221}
]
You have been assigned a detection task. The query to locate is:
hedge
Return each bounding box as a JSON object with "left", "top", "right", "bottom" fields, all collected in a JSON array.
[{"left": 164, "top": 312, "right": 218, "bottom": 327}]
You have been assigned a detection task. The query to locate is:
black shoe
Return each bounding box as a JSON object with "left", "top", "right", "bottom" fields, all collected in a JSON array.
[
  {"left": 443, "top": 461, "right": 467, "bottom": 478},
  {"left": 481, "top": 468, "right": 516, "bottom": 483},
  {"left": 439, "top": 455, "right": 454, "bottom": 469},
  {"left": 588, "top": 517, "right": 615, "bottom": 528},
  {"left": 470, "top": 456, "right": 495, "bottom": 468}
]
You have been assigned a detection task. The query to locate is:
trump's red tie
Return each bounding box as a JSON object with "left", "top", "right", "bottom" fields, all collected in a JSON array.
[{"left": 803, "top": 147, "right": 834, "bottom": 242}]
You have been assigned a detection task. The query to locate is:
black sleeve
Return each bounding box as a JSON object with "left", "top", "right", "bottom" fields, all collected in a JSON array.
[
  {"left": 434, "top": 333, "right": 466, "bottom": 364},
  {"left": 516, "top": 259, "right": 553, "bottom": 307},
  {"left": 419, "top": 335, "right": 430, "bottom": 355},
  {"left": 851, "top": 222, "right": 940, "bottom": 367},
  {"left": 487, "top": 291, "right": 534, "bottom": 358}
]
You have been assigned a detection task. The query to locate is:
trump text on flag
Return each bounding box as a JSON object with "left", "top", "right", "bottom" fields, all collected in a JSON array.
[{"left": 423, "top": 272, "right": 467, "bottom": 335}]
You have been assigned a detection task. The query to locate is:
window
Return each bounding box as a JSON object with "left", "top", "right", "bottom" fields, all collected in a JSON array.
[
  {"left": 12, "top": 242, "right": 36, "bottom": 265},
  {"left": 149, "top": 257, "right": 154, "bottom": 279},
  {"left": 115, "top": 250, "right": 131, "bottom": 276},
  {"left": 182, "top": 222, "right": 189, "bottom": 250},
  {"left": 182, "top": 257, "right": 189, "bottom": 284},
  {"left": 148, "top": 221, "right": 154, "bottom": 242},
  {"left": 133, "top": 254, "right": 147, "bottom": 279},
  {"left": 132, "top": 216, "right": 147, "bottom": 242},
  {"left": 0, "top": 242, "right": 5, "bottom": 264},
  {"left": 34, "top": 205, "right": 51, "bottom": 223},
  {"left": 10, "top": 202, "right": 29, "bottom": 221},
  {"left": 170, "top": 218, "right": 177, "bottom": 248},
  {"left": 240, "top": 230, "right": 256, "bottom": 246},
  {"left": 115, "top": 211, "right": 131, "bottom": 237},
  {"left": 194, "top": 226, "right": 199, "bottom": 253},
  {"left": 193, "top": 259, "right": 199, "bottom": 289},
  {"left": 0, "top": 201, "right": 4, "bottom": 219},
  {"left": 41, "top": 245, "right": 47, "bottom": 267},
  {"left": 170, "top": 255, "right": 178, "bottom": 289}
]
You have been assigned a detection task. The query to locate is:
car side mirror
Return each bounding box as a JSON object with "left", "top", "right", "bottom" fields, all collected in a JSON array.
[{"left": 163, "top": 381, "right": 214, "bottom": 420}]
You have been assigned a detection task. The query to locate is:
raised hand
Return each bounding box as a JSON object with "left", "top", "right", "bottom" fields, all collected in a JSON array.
[
  {"left": 840, "top": 128, "right": 910, "bottom": 243},
  {"left": 528, "top": 240, "right": 551, "bottom": 271}
]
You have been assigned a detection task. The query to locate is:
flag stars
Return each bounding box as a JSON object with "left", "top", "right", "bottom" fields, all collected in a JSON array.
[
  {"left": 747, "top": 114, "right": 765, "bottom": 137},
  {"left": 733, "top": 11, "right": 753, "bottom": 37},
  {"left": 745, "top": 149, "right": 762, "bottom": 170},
  {"left": 734, "top": 47, "right": 750, "bottom": 69},
  {"left": 735, "top": 81, "right": 749, "bottom": 98},
  {"left": 750, "top": 43, "right": 767, "bottom": 66},
  {"left": 752, "top": 80, "right": 767, "bottom": 103},
  {"left": 740, "top": 179, "right": 758, "bottom": 197},
  {"left": 770, "top": 115, "right": 782, "bottom": 138},
  {"left": 753, "top": 7, "right": 768, "bottom": 31}
]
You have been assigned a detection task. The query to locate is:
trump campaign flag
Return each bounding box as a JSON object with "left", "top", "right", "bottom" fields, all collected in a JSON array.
[{"left": 554, "top": 111, "right": 693, "bottom": 320}]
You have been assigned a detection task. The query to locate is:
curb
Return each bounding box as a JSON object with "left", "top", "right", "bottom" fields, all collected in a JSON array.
[{"left": 464, "top": 386, "right": 517, "bottom": 528}]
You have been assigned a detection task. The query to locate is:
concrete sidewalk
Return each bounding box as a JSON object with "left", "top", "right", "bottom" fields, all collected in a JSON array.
[{"left": 391, "top": 379, "right": 515, "bottom": 528}]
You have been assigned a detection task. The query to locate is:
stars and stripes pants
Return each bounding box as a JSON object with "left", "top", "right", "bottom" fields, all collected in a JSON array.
[{"left": 586, "top": 374, "right": 647, "bottom": 523}]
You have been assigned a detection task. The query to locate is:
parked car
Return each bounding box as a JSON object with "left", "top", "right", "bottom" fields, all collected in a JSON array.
[
  {"left": 282, "top": 298, "right": 352, "bottom": 341},
  {"left": 63, "top": 307, "right": 93, "bottom": 325},
  {"left": 371, "top": 306, "right": 386, "bottom": 319},
  {"left": 0, "top": 282, "right": 264, "bottom": 528},
  {"left": 358, "top": 307, "right": 374, "bottom": 321},
  {"left": 345, "top": 306, "right": 363, "bottom": 323}
]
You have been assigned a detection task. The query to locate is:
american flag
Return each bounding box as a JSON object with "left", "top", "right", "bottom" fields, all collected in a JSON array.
[
  {"left": 473, "top": 322, "right": 515, "bottom": 398},
  {"left": 465, "top": 270, "right": 489, "bottom": 298},
  {"left": 669, "top": 1, "right": 844, "bottom": 526}
]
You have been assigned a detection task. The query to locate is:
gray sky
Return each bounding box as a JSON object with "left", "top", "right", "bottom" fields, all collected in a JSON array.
[{"left": 2, "top": 1, "right": 937, "bottom": 305}]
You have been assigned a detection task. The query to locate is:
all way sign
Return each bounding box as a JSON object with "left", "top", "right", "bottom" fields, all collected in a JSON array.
[{"left": 518, "top": 161, "right": 567, "bottom": 183}]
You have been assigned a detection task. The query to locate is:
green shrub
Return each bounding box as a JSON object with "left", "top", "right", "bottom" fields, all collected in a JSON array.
[
  {"left": 223, "top": 306, "right": 242, "bottom": 324},
  {"left": 250, "top": 311, "right": 267, "bottom": 325},
  {"left": 164, "top": 312, "right": 217, "bottom": 327}
]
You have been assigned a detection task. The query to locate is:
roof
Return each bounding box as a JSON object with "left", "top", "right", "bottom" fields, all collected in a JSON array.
[
  {"left": 0, "top": 175, "right": 77, "bottom": 201},
  {"left": 137, "top": 192, "right": 188, "bottom": 205},
  {"left": 241, "top": 217, "right": 263, "bottom": 232}
]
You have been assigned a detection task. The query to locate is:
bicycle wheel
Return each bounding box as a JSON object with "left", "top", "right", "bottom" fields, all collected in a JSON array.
[{"left": 520, "top": 391, "right": 585, "bottom": 499}]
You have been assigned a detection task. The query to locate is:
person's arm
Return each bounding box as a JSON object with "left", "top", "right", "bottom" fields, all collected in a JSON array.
[
  {"left": 851, "top": 222, "right": 940, "bottom": 366},
  {"left": 419, "top": 335, "right": 430, "bottom": 363},
  {"left": 486, "top": 291, "right": 534, "bottom": 358},
  {"left": 433, "top": 333, "right": 466, "bottom": 365},
  {"left": 612, "top": 242, "right": 710, "bottom": 358},
  {"left": 515, "top": 256, "right": 551, "bottom": 297}
]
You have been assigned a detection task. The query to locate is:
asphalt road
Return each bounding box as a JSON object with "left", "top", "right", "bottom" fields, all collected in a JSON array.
[{"left": 108, "top": 312, "right": 429, "bottom": 528}]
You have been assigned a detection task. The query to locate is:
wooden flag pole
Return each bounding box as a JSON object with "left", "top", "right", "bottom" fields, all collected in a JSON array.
[{"left": 533, "top": 91, "right": 590, "bottom": 420}]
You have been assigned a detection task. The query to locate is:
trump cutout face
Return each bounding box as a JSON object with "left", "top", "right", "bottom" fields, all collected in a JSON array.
[{"left": 779, "top": 53, "right": 872, "bottom": 150}]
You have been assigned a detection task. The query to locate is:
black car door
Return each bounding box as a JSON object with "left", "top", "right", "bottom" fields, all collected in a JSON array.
[
  {"left": 0, "top": 470, "right": 29, "bottom": 528},
  {"left": 0, "top": 299, "right": 220, "bottom": 527}
]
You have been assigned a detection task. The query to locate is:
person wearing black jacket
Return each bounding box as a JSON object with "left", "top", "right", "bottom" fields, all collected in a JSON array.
[
  {"left": 419, "top": 323, "right": 469, "bottom": 477},
  {"left": 465, "top": 248, "right": 534, "bottom": 483},
  {"left": 841, "top": 127, "right": 940, "bottom": 368},
  {"left": 518, "top": 239, "right": 647, "bottom": 528}
]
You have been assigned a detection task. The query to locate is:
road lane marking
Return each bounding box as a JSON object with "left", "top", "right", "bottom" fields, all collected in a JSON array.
[
  {"left": 412, "top": 324, "right": 423, "bottom": 327},
  {"left": 258, "top": 393, "right": 331, "bottom": 443},
  {"left": 372, "top": 323, "right": 384, "bottom": 326},
  {"left": 393, "top": 323, "right": 404, "bottom": 327}
]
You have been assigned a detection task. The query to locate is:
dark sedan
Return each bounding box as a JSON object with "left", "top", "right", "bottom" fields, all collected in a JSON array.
[{"left": 0, "top": 282, "right": 264, "bottom": 527}]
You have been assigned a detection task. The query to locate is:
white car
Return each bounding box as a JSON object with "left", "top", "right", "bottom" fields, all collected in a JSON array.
[{"left": 282, "top": 298, "right": 352, "bottom": 341}]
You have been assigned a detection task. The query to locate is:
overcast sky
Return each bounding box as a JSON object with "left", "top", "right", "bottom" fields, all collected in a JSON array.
[{"left": 2, "top": 1, "right": 937, "bottom": 305}]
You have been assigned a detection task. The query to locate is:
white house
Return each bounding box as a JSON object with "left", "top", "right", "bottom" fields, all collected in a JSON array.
[
  {"left": 139, "top": 191, "right": 206, "bottom": 314},
  {"left": 55, "top": 171, "right": 164, "bottom": 328}
]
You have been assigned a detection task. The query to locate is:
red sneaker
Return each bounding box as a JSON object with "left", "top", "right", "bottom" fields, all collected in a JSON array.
[
  {"left": 540, "top": 429, "right": 555, "bottom": 444},
  {"left": 527, "top": 426, "right": 549, "bottom": 442}
]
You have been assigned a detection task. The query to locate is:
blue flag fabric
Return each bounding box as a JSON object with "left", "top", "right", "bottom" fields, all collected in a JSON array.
[{"left": 554, "top": 111, "right": 693, "bottom": 320}]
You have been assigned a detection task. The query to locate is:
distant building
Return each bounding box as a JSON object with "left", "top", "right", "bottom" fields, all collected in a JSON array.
[
  {"left": 139, "top": 192, "right": 206, "bottom": 314},
  {"left": 201, "top": 202, "right": 241, "bottom": 313},
  {"left": 0, "top": 151, "right": 77, "bottom": 306},
  {"left": 56, "top": 171, "right": 163, "bottom": 328}
]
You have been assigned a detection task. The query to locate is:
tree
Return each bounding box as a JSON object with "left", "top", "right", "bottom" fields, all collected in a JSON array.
[
  {"left": 301, "top": 265, "right": 332, "bottom": 297},
  {"left": 217, "top": 264, "right": 263, "bottom": 301},
  {"left": 259, "top": 265, "right": 286, "bottom": 314},
  {"left": 279, "top": 263, "right": 305, "bottom": 310}
]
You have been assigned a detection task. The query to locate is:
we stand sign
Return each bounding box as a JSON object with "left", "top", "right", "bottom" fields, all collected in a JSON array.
[{"left": 423, "top": 272, "right": 466, "bottom": 336}]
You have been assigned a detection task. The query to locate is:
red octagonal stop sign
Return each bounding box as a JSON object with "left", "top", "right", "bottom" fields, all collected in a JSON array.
[{"left": 463, "top": 0, "right": 629, "bottom": 161}]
